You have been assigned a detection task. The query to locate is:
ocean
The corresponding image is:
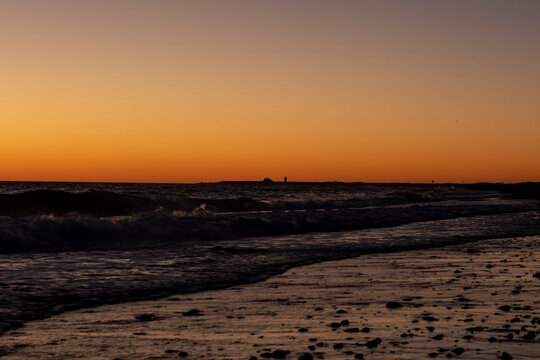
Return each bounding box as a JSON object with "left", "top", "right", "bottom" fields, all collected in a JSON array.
[{"left": 0, "top": 182, "right": 538, "bottom": 335}]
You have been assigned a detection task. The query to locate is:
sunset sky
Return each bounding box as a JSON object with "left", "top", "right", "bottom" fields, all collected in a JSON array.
[{"left": 1, "top": 0, "right": 539, "bottom": 183}]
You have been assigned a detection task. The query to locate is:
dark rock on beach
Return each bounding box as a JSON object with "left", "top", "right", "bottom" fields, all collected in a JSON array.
[
  {"left": 182, "top": 309, "right": 202, "bottom": 317},
  {"left": 134, "top": 313, "right": 157, "bottom": 321},
  {"left": 261, "top": 350, "right": 290, "bottom": 358},
  {"left": 366, "top": 338, "right": 382, "bottom": 348},
  {"left": 386, "top": 301, "right": 403, "bottom": 309}
]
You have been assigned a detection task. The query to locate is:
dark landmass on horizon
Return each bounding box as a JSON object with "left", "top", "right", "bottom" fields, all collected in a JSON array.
[
  {"left": 0, "top": 180, "right": 538, "bottom": 197},
  {"left": 1, "top": 180, "right": 538, "bottom": 186}
]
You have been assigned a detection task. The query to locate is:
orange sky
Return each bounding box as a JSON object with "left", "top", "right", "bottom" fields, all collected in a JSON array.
[{"left": 1, "top": 1, "right": 539, "bottom": 183}]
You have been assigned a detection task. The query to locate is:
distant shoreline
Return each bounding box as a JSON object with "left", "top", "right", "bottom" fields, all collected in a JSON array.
[
  {"left": 1, "top": 180, "right": 538, "bottom": 199},
  {"left": 0, "top": 180, "right": 538, "bottom": 186}
]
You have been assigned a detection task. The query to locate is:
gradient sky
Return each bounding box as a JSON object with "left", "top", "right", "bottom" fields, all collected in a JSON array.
[{"left": 1, "top": 0, "right": 539, "bottom": 183}]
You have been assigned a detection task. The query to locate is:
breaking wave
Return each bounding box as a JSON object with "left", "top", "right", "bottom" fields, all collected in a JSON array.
[
  {"left": 0, "top": 190, "right": 154, "bottom": 217},
  {"left": 0, "top": 199, "right": 537, "bottom": 253},
  {"left": 0, "top": 184, "right": 500, "bottom": 217}
]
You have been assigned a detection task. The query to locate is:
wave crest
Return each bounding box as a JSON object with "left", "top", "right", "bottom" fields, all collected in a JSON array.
[
  {"left": 0, "top": 201, "right": 537, "bottom": 253},
  {"left": 0, "top": 190, "right": 154, "bottom": 217}
]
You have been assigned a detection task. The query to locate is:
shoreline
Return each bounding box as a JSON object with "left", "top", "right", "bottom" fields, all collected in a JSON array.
[{"left": 1, "top": 236, "right": 539, "bottom": 359}]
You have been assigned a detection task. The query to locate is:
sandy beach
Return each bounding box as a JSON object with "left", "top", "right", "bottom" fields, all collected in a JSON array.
[{"left": 0, "top": 235, "right": 538, "bottom": 360}]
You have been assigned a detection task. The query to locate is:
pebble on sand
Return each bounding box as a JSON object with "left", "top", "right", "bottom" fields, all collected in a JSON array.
[
  {"left": 134, "top": 313, "right": 157, "bottom": 321},
  {"left": 386, "top": 301, "right": 403, "bottom": 309},
  {"left": 182, "top": 309, "right": 203, "bottom": 316},
  {"left": 366, "top": 338, "right": 382, "bottom": 348}
]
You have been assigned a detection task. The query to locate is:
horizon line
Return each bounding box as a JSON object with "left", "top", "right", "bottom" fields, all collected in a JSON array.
[{"left": 0, "top": 180, "right": 537, "bottom": 186}]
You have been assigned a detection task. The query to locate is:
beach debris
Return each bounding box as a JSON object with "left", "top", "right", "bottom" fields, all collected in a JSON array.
[
  {"left": 365, "top": 337, "right": 382, "bottom": 348},
  {"left": 386, "top": 301, "right": 403, "bottom": 309},
  {"left": 134, "top": 313, "right": 157, "bottom": 321},
  {"left": 260, "top": 349, "right": 290, "bottom": 358},
  {"left": 466, "top": 326, "right": 484, "bottom": 332},
  {"left": 182, "top": 309, "right": 202, "bottom": 316}
]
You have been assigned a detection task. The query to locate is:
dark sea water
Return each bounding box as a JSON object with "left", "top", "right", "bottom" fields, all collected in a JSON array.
[{"left": 0, "top": 182, "right": 538, "bottom": 334}]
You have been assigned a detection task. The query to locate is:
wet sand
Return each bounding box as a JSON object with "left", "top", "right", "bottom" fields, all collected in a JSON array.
[{"left": 0, "top": 236, "right": 539, "bottom": 359}]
